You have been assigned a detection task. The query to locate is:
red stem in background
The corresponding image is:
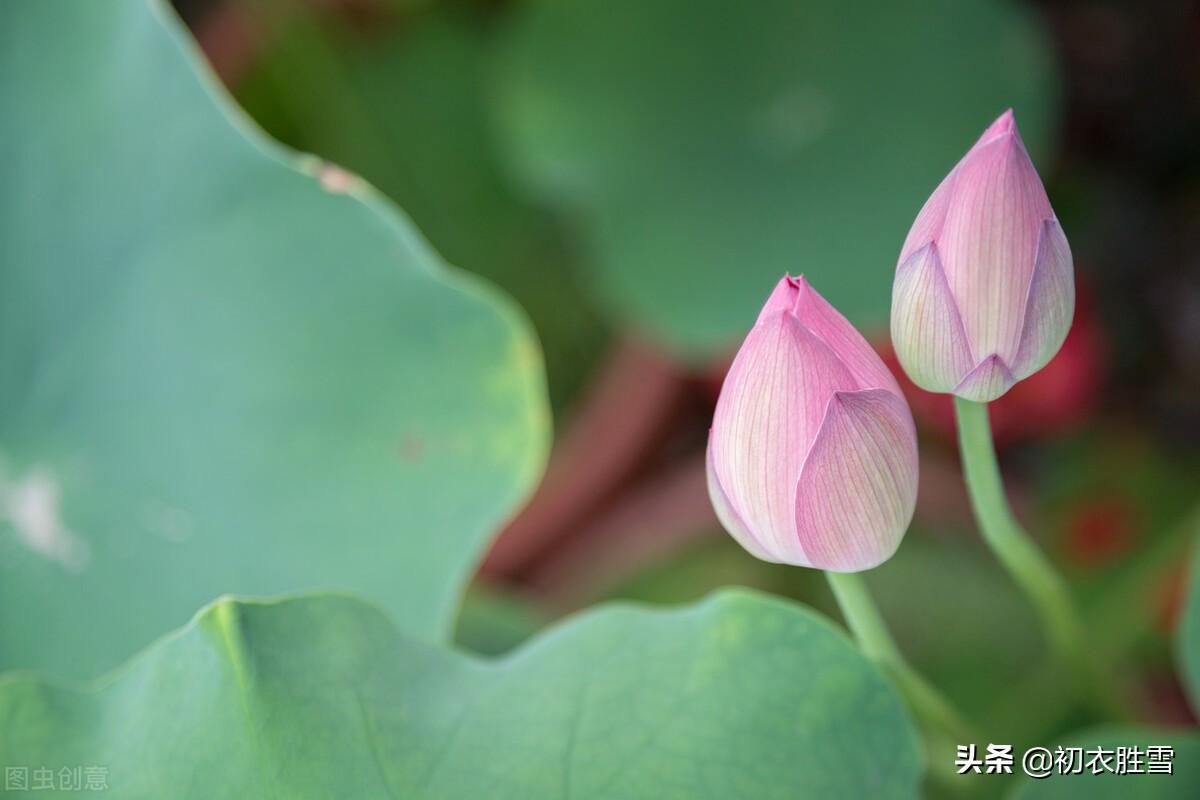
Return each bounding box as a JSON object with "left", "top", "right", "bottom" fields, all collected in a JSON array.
[
  {"left": 194, "top": 2, "right": 265, "bottom": 84},
  {"left": 526, "top": 453, "right": 715, "bottom": 609},
  {"left": 481, "top": 337, "right": 688, "bottom": 580}
]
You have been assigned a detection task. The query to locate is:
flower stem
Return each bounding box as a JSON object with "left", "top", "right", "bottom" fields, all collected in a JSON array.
[
  {"left": 952, "top": 397, "right": 1084, "bottom": 663},
  {"left": 825, "top": 571, "right": 977, "bottom": 746}
]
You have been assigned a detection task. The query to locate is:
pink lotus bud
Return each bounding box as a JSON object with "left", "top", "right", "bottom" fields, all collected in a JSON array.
[
  {"left": 891, "top": 110, "right": 1074, "bottom": 402},
  {"left": 706, "top": 276, "right": 918, "bottom": 571}
]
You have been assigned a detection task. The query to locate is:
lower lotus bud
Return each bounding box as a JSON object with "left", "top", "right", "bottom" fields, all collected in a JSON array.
[{"left": 706, "top": 276, "right": 919, "bottom": 571}]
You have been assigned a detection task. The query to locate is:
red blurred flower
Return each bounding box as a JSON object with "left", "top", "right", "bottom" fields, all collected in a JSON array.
[{"left": 1061, "top": 494, "right": 1139, "bottom": 568}]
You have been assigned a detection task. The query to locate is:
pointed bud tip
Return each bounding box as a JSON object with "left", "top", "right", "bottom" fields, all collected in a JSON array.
[
  {"left": 781, "top": 273, "right": 810, "bottom": 293},
  {"left": 758, "top": 274, "right": 808, "bottom": 322},
  {"left": 977, "top": 108, "right": 1021, "bottom": 147}
]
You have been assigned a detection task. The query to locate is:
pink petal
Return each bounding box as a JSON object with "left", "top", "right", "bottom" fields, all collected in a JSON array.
[
  {"left": 705, "top": 437, "right": 781, "bottom": 563},
  {"left": 953, "top": 354, "right": 1016, "bottom": 402},
  {"left": 896, "top": 112, "right": 1019, "bottom": 264},
  {"left": 791, "top": 276, "right": 902, "bottom": 394},
  {"left": 899, "top": 159, "right": 959, "bottom": 266},
  {"left": 1011, "top": 219, "right": 1075, "bottom": 380},
  {"left": 890, "top": 243, "right": 976, "bottom": 392},
  {"left": 793, "top": 390, "right": 918, "bottom": 571},
  {"left": 936, "top": 117, "right": 1053, "bottom": 364},
  {"left": 709, "top": 311, "right": 857, "bottom": 559}
]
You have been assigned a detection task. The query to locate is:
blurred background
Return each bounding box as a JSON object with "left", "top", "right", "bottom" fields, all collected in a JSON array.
[{"left": 175, "top": 0, "right": 1198, "bottom": 774}]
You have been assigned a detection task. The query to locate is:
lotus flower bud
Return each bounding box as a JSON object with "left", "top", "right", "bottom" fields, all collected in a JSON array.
[
  {"left": 706, "top": 276, "right": 918, "bottom": 571},
  {"left": 891, "top": 110, "right": 1074, "bottom": 402}
]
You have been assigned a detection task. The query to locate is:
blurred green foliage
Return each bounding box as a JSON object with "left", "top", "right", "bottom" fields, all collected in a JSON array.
[
  {"left": 1182, "top": 537, "right": 1200, "bottom": 717},
  {"left": 235, "top": 2, "right": 610, "bottom": 413},
  {"left": 233, "top": 0, "right": 1059, "bottom": 388},
  {"left": 493, "top": 0, "right": 1060, "bottom": 359}
]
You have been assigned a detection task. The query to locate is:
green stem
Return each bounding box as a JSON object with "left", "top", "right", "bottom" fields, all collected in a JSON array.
[
  {"left": 953, "top": 398, "right": 1084, "bottom": 663},
  {"left": 985, "top": 505, "right": 1200, "bottom": 741},
  {"left": 825, "top": 571, "right": 977, "bottom": 748}
]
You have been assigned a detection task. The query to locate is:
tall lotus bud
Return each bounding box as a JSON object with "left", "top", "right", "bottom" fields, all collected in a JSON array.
[
  {"left": 706, "top": 276, "right": 918, "bottom": 571},
  {"left": 891, "top": 110, "right": 1074, "bottom": 402}
]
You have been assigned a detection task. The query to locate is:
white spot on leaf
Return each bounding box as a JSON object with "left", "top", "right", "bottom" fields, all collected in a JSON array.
[
  {"left": 0, "top": 468, "right": 89, "bottom": 571},
  {"left": 318, "top": 163, "right": 361, "bottom": 194}
]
